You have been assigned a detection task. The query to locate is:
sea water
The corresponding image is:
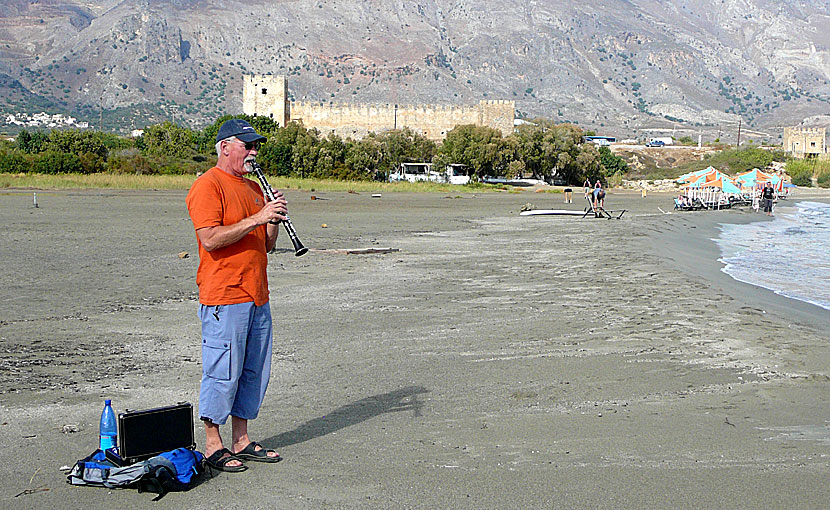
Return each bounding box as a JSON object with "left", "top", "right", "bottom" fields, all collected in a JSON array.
[{"left": 715, "top": 201, "right": 830, "bottom": 311}]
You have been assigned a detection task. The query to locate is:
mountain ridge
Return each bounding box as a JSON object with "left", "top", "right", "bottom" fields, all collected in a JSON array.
[{"left": 1, "top": 0, "right": 828, "bottom": 140}]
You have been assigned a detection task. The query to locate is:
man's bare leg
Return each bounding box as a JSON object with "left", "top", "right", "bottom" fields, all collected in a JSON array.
[
  {"left": 231, "top": 416, "right": 279, "bottom": 459},
  {"left": 205, "top": 421, "right": 243, "bottom": 467}
]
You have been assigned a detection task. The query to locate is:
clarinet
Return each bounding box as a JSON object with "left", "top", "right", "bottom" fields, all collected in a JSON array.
[{"left": 250, "top": 161, "right": 309, "bottom": 257}]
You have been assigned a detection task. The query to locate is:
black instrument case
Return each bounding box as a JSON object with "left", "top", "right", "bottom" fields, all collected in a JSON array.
[{"left": 116, "top": 402, "right": 196, "bottom": 465}]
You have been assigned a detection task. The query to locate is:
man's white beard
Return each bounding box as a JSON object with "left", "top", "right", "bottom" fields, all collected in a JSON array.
[{"left": 243, "top": 157, "right": 255, "bottom": 173}]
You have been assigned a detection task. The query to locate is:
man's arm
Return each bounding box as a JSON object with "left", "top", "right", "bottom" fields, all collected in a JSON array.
[
  {"left": 197, "top": 198, "right": 286, "bottom": 252},
  {"left": 265, "top": 222, "right": 279, "bottom": 252}
]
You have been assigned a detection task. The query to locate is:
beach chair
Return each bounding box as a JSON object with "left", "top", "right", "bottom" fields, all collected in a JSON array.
[{"left": 674, "top": 197, "right": 695, "bottom": 211}]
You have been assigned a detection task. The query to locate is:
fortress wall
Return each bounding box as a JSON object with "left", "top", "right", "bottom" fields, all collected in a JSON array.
[
  {"left": 243, "top": 74, "right": 514, "bottom": 140},
  {"left": 395, "top": 104, "right": 481, "bottom": 139},
  {"left": 291, "top": 102, "right": 397, "bottom": 139},
  {"left": 478, "top": 100, "right": 516, "bottom": 137}
]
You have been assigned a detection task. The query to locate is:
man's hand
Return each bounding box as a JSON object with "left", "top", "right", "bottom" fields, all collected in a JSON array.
[{"left": 253, "top": 191, "right": 288, "bottom": 225}]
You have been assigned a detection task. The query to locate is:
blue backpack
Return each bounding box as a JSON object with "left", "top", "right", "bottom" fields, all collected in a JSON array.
[
  {"left": 68, "top": 447, "right": 205, "bottom": 500},
  {"left": 142, "top": 448, "right": 205, "bottom": 498}
]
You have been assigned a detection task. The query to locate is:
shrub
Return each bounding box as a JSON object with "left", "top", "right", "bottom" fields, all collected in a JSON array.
[
  {"left": 33, "top": 151, "right": 82, "bottom": 174},
  {"left": 786, "top": 160, "right": 818, "bottom": 187},
  {"left": 106, "top": 149, "right": 156, "bottom": 174},
  {"left": 0, "top": 149, "right": 30, "bottom": 173},
  {"left": 156, "top": 157, "right": 211, "bottom": 175},
  {"left": 79, "top": 152, "right": 105, "bottom": 174},
  {"left": 817, "top": 164, "right": 830, "bottom": 188}
]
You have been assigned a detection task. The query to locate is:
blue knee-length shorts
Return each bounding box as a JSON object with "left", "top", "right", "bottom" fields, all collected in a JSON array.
[{"left": 198, "top": 301, "right": 273, "bottom": 425}]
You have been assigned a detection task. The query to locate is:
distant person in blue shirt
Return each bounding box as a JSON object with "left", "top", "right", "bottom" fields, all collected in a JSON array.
[{"left": 592, "top": 181, "right": 606, "bottom": 211}]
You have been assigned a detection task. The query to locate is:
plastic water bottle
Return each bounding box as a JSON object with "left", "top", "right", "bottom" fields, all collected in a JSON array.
[{"left": 99, "top": 399, "right": 117, "bottom": 451}]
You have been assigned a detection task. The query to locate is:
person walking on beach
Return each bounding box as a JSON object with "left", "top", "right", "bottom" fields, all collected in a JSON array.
[
  {"left": 583, "top": 178, "right": 591, "bottom": 201},
  {"left": 186, "top": 119, "right": 286, "bottom": 472},
  {"left": 762, "top": 181, "right": 775, "bottom": 216}
]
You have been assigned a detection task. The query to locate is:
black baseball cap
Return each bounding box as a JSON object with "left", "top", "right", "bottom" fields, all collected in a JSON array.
[{"left": 216, "top": 119, "right": 267, "bottom": 144}]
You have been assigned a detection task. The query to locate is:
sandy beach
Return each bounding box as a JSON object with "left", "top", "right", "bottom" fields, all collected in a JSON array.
[{"left": 1, "top": 187, "right": 829, "bottom": 509}]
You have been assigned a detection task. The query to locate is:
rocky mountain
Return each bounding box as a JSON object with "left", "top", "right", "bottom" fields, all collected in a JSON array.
[{"left": 1, "top": 0, "right": 829, "bottom": 141}]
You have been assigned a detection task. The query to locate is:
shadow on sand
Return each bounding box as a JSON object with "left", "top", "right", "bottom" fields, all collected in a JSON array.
[{"left": 263, "top": 386, "right": 428, "bottom": 449}]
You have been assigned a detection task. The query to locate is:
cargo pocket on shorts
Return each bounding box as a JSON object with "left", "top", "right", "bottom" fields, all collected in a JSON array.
[{"left": 202, "top": 336, "right": 231, "bottom": 381}]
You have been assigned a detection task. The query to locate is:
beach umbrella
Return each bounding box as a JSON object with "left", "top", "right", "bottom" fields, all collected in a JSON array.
[
  {"left": 756, "top": 173, "right": 785, "bottom": 192},
  {"left": 721, "top": 178, "right": 742, "bottom": 194},
  {"left": 735, "top": 168, "right": 773, "bottom": 188},
  {"left": 769, "top": 175, "right": 784, "bottom": 192},
  {"left": 704, "top": 170, "right": 721, "bottom": 182},
  {"left": 677, "top": 166, "right": 717, "bottom": 184},
  {"left": 682, "top": 169, "right": 721, "bottom": 186},
  {"left": 699, "top": 178, "right": 741, "bottom": 194}
]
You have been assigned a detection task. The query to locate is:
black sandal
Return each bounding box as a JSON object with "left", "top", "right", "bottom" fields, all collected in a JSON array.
[
  {"left": 205, "top": 448, "right": 247, "bottom": 472},
  {"left": 234, "top": 441, "right": 281, "bottom": 463}
]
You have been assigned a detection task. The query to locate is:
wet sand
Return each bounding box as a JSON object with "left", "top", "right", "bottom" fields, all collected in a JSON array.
[{"left": 1, "top": 187, "right": 830, "bottom": 509}]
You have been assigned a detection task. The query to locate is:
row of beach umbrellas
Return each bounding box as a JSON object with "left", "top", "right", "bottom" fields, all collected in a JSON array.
[{"left": 676, "top": 166, "right": 785, "bottom": 193}]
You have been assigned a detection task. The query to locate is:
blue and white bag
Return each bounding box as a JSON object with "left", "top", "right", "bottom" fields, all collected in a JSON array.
[{"left": 68, "top": 447, "right": 205, "bottom": 500}]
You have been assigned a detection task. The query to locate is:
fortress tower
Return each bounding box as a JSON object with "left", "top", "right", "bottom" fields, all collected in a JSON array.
[
  {"left": 243, "top": 75, "right": 289, "bottom": 127},
  {"left": 242, "top": 74, "right": 514, "bottom": 141},
  {"left": 783, "top": 126, "right": 826, "bottom": 158}
]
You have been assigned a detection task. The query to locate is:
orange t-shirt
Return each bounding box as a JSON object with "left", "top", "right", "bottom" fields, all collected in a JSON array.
[{"left": 185, "top": 167, "right": 270, "bottom": 306}]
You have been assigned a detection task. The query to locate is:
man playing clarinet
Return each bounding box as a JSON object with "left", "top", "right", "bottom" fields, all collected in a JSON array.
[{"left": 186, "top": 119, "right": 286, "bottom": 471}]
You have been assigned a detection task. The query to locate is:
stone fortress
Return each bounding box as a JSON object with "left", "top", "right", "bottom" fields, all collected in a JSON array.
[
  {"left": 783, "top": 126, "right": 827, "bottom": 159},
  {"left": 243, "top": 75, "right": 515, "bottom": 141}
]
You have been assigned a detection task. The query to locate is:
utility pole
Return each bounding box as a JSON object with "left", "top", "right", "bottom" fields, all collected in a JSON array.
[{"left": 737, "top": 118, "right": 742, "bottom": 147}]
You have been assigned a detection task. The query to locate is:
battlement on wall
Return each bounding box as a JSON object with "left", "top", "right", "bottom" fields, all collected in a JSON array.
[
  {"left": 785, "top": 126, "right": 826, "bottom": 137},
  {"left": 290, "top": 101, "right": 480, "bottom": 113},
  {"left": 243, "top": 74, "right": 514, "bottom": 140}
]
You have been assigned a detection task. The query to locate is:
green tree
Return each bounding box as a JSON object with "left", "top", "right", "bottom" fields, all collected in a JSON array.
[
  {"left": 142, "top": 121, "right": 196, "bottom": 158},
  {"left": 45, "top": 129, "right": 109, "bottom": 159},
  {"left": 370, "top": 128, "right": 437, "bottom": 180},
  {"left": 513, "top": 120, "right": 586, "bottom": 182},
  {"left": 575, "top": 144, "right": 603, "bottom": 183},
  {"left": 598, "top": 146, "right": 628, "bottom": 175},
  {"left": 514, "top": 123, "right": 547, "bottom": 178},
  {"left": 546, "top": 123, "right": 585, "bottom": 184},
  {"left": 15, "top": 130, "right": 48, "bottom": 154},
  {"left": 291, "top": 128, "right": 321, "bottom": 178},
  {"left": 258, "top": 142, "right": 292, "bottom": 176},
  {"left": 345, "top": 137, "right": 384, "bottom": 180},
  {"left": 438, "top": 125, "right": 505, "bottom": 179}
]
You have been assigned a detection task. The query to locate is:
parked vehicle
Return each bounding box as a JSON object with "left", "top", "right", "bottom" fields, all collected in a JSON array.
[
  {"left": 389, "top": 163, "right": 470, "bottom": 185},
  {"left": 646, "top": 140, "right": 665, "bottom": 147}
]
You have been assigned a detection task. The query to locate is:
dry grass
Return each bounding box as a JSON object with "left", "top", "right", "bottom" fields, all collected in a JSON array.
[
  {"left": 0, "top": 173, "right": 537, "bottom": 193},
  {"left": 0, "top": 173, "right": 195, "bottom": 190}
]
